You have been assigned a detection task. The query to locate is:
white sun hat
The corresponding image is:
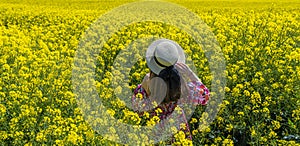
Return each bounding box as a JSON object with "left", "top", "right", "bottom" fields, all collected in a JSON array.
[{"left": 146, "top": 39, "right": 186, "bottom": 75}]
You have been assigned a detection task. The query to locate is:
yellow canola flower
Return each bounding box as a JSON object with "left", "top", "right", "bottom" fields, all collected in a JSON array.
[
  {"left": 225, "top": 124, "right": 233, "bottom": 132},
  {"left": 0, "top": 1, "right": 299, "bottom": 146},
  {"left": 174, "top": 106, "right": 183, "bottom": 114},
  {"left": 189, "top": 118, "right": 197, "bottom": 124},
  {"left": 36, "top": 131, "right": 46, "bottom": 142},
  {"left": 250, "top": 126, "right": 256, "bottom": 137},
  {"left": 55, "top": 140, "right": 64, "bottom": 146},
  {"left": 192, "top": 129, "right": 198, "bottom": 136},
  {"left": 222, "top": 138, "right": 234, "bottom": 146},
  {"left": 271, "top": 120, "right": 281, "bottom": 130},
  {"left": 155, "top": 108, "right": 162, "bottom": 115},
  {"left": 143, "top": 112, "right": 150, "bottom": 119},
  {"left": 238, "top": 111, "right": 244, "bottom": 116},
  {"left": 0, "top": 131, "right": 8, "bottom": 140},
  {"left": 66, "top": 131, "right": 83, "bottom": 145},
  {"left": 0, "top": 104, "right": 6, "bottom": 115},
  {"left": 180, "top": 123, "right": 187, "bottom": 130},
  {"left": 107, "top": 109, "right": 115, "bottom": 116},
  {"left": 171, "top": 126, "right": 178, "bottom": 134},
  {"left": 136, "top": 93, "right": 143, "bottom": 99},
  {"left": 268, "top": 130, "right": 277, "bottom": 138}
]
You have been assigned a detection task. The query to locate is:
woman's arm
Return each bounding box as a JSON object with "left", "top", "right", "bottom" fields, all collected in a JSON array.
[
  {"left": 175, "top": 63, "right": 200, "bottom": 82},
  {"left": 175, "top": 63, "right": 210, "bottom": 105},
  {"left": 187, "top": 81, "right": 210, "bottom": 105},
  {"left": 188, "top": 72, "right": 200, "bottom": 82}
]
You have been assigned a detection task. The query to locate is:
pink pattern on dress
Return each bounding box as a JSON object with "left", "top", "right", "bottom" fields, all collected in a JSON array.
[{"left": 131, "top": 81, "right": 210, "bottom": 144}]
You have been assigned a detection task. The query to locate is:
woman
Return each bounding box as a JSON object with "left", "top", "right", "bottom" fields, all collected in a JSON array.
[{"left": 131, "top": 39, "right": 210, "bottom": 145}]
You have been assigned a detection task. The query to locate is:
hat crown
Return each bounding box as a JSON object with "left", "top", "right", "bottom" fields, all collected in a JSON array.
[
  {"left": 154, "top": 42, "right": 179, "bottom": 67},
  {"left": 146, "top": 39, "right": 185, "bottom": 75}
]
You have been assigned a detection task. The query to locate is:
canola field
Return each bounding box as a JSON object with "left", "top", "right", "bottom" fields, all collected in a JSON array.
[{"left": 0, "top": 0, "right": 299, "bottom": 145}]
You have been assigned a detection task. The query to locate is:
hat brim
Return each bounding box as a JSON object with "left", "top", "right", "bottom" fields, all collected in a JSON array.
[{"left": 146, "top": 39, "right": 186, "bottom": 75}]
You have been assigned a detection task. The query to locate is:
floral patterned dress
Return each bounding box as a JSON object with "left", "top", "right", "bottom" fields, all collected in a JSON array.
[{"left": 131, "top": 80, "right": 210, "bottom": 144}]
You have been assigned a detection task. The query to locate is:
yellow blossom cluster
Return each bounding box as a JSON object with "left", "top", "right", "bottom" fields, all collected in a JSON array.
[{"left": 0, "top": 0, "right": 299, "bottom": 145}]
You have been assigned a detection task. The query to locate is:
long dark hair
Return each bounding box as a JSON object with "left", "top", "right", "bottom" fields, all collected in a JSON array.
[{"left": 151, "top": 65, "right": 181, "bottom": 103}]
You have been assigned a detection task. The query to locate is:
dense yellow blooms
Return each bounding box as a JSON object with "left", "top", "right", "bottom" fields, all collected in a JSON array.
[{"left": 0, "top": 0, "right": 299, "bottom": 145}]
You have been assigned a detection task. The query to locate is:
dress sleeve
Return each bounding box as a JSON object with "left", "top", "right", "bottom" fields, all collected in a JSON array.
[
  {"left": 186, "top": 81, "right": 210, "bottom": 105},
  {"left": 131, "top": 84, "right": 152, "bottom": 113}
]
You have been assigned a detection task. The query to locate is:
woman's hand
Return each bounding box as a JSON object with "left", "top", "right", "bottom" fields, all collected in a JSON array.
[
  {"left": 175, "top": 63, "right": 192, "bottom": 75},
  {"left": 175, "top": 63, "right": 200, "bottom": 81}
]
